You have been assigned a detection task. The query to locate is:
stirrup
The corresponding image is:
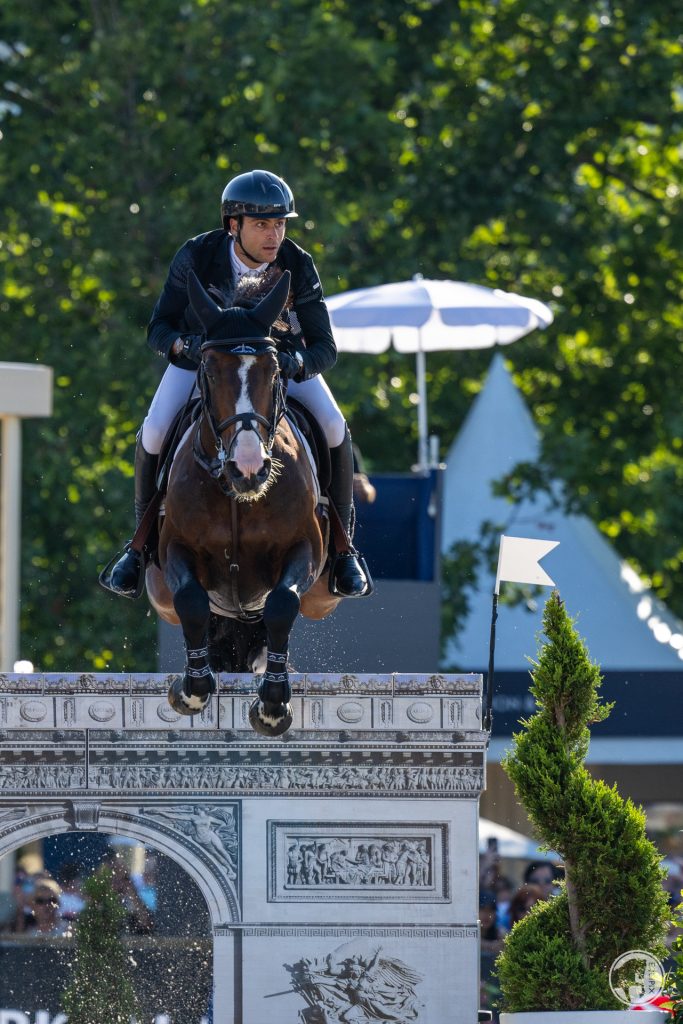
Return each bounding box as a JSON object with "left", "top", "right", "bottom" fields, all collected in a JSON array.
[
  {"left": 328, "top": 550, "right": 374, "bottom": 598},
  {"left": 98, "top": 543, "right": 146, "bottom": 600}
]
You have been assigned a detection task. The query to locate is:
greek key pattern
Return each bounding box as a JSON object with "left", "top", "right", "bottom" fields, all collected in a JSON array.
[{"left": 226, "top": 925, "right": 478, "bottom": 938}]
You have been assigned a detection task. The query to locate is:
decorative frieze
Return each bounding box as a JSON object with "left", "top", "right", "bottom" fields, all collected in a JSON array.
[{"left": 268, "top": 821, "right": 449, "bottom": 902}]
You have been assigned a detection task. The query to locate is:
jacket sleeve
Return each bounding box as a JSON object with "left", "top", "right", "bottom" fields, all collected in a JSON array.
[
  {"left": 146, "top": 239, "right": 199, "bottom": 369},
  {"left": 291, "top": 250, "right": 337, "bottom": 378}
]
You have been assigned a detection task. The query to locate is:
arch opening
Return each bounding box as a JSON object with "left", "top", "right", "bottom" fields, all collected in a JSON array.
[{"left": 0, "top": 830, "right": 214, "bottom": 1024}]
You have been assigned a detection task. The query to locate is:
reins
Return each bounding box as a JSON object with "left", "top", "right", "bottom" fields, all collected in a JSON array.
[{"left": 191, "top": 341, "right": 288, "bottom": 622}]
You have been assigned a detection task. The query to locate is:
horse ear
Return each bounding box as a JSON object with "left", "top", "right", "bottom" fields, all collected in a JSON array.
[
  {"left": 251, "top": 270, "right": 292, "bottom": 330},
  {"left": 187, "top": 270, "right": 223, "bottom": 332}
]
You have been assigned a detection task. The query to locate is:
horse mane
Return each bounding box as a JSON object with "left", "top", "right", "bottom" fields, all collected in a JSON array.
[{"left": 208, "top": 266, "right": 291, "bottom": 333}]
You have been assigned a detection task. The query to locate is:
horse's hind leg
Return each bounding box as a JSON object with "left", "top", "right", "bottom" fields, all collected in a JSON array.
[
  {"left": 165, "top": 543, "right": 216, "bottom": 716},
  {"left": 249, "top": 576, "right": 303, "bottom": 738}
]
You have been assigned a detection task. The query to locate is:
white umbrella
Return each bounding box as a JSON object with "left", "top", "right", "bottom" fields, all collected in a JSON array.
[
  {"left": 479, "top": 817, "right": 559, "bottom": 861},
  {"left": 327, "top": 276, "right": 553, "bottom": 470}
]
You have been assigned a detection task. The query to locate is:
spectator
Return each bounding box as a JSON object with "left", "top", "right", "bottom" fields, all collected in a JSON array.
[
  {"left": 662, "top": 857, "right": 683, "bottom": 909},
  {"left": 523, "top": 861, "right": 559, "bottom": 900},
  {"left": 352, "top": 442, "right": 376, "bottom": 504},
  {"left": 25, "top": 879, "right": 70, "bottom": 936},
  {"left": 494, "top": 876, "right": 514, "bottom": 931},
  {"left": 479, "top": 891, "right": 507, "bottom": 955},
  {"left": 508, "top": 883, "right": 543, "bottom": 927},
  {"left": 479, "top": 840, "right": 502, "bottom": 897},
  {"left": 10, "top": 865, "right": 35, "bottom": 933}
]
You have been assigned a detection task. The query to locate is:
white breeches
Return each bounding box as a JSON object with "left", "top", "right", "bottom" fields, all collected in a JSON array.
[{"left": 141, "top": 364, "right": 346, "bottom": 455}]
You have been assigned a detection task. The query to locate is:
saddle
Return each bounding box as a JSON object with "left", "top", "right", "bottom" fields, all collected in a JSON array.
[{"left": 284, "top": 396, "right": 332, "bottom": 494}]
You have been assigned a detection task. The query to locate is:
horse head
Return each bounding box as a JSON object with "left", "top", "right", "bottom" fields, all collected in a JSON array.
[{"left": 187, "top": 269, "right": 291, "bottom": 500}]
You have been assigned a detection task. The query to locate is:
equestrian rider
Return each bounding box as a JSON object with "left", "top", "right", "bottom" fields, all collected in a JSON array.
[{"left": 108, "top": 169, "right": 371, "bottom": 599}]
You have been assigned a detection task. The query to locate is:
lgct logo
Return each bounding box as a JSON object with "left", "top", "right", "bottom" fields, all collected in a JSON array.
[
  {"left": 0, "top": 1016, "right": 177, "bottom": 1024},
  {"left": 0, "top": 1015, "right": 66, "bottom": 1024},
  {"left": 609, "top": 949, "right": 665, "bottom": 1008}
]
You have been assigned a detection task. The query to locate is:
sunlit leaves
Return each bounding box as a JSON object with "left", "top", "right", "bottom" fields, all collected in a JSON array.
[{"left": 2, "top": 0, "right": 683, "bottom": 668}]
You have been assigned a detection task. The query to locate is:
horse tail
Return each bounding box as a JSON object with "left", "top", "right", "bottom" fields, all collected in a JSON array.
[{"left": 208, "top": 613, "right": 267, "bottom": 673}]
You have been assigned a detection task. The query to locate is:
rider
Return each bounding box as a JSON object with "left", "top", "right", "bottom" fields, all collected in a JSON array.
[{"left": 108, "top": 168, "right": 370, "bottom": 600}]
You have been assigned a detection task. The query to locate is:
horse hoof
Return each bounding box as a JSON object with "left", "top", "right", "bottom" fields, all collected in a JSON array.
[
  {"left": 248, "top": 698, "right": 293, "bottom": 737},
  {"left": 168, "top": 676, "right": 212, "bottom": 717}
]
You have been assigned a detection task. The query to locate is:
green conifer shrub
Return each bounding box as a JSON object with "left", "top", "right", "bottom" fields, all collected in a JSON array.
[
  {"left": 62, "top": 867, "right": 140, "bottom": 1024},
  {"left": 496, "top": 591, "right": 670, "bottom": 1012}
]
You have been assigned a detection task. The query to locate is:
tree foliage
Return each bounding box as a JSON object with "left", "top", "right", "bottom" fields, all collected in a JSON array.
[
  {"left": 61, "top": 867, "right": 140, "bottom": 1024},
  {"left": 497, "top": 592, "right": 670, "bottom": 1011},
  {"left": 1, "top": 0, "right": 682, "bottom": 668}
]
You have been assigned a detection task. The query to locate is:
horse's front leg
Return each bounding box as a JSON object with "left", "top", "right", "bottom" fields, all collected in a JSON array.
[
  {"left": 165, "top": 541, "right": 216, "bottom": 716},
  {"left": 249, "top": 546, "right": 312, "bottom": 738}
]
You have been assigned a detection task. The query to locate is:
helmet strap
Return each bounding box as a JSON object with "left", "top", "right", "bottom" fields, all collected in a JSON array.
[{"left": 231, "top": 216, "right": 272, "bottom": 268}]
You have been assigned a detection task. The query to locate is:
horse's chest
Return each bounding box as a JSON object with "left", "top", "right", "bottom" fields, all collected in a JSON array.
[{"left": 201, "top": 541, "right": 280, "bottom": 618}]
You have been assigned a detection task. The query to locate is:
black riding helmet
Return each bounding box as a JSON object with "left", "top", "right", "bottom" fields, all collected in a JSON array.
[{"left": 220, "top": 170, "right": 297, "bottom": 228}]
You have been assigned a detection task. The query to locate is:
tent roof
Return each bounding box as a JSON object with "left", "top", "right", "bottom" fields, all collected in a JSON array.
[{"left": 442, "top": 354, "right": 683, "bottom": 671}]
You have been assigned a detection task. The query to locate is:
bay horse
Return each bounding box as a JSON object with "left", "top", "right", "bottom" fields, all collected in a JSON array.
[{"left": 145, "top": 269, "right": 340, "bottom": 736}]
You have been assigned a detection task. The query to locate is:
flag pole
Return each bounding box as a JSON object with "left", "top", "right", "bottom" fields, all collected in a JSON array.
[
  {"left": 416, "top": 340, "right": 428, "bottom": 472},
  {"left": 485, "top": 589, "right": 498, "bottom": 734},
  {"left": 485, "top": 537, "right": 505, "bottom": 735}
]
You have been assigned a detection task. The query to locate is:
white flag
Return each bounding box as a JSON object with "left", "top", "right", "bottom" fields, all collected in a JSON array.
[{"left": 495, "top": 535, "right": 559, "bottom": 595}]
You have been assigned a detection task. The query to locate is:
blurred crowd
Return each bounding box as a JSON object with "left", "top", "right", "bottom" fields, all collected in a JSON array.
[
  {"left": 478, "top": 841, "right": 683, "bottom": 1022},
  {"left": 2, "top": 848, "right": 157, "bottom": 938},
  {"left": 478, "top": 844, "right": 567, "bottom": 1021}
]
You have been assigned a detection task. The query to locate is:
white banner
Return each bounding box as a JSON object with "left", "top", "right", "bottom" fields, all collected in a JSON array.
[{"left": 495, "top": 535, "right": 559, "bottom": 595}]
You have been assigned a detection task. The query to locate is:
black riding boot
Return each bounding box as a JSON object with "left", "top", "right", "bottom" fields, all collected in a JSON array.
[
  {"left": 109, "top": 438, "right": 159, "bottom": 597},
  {"left": 328, "top": 429, "right": 372, "bottom": 598}
]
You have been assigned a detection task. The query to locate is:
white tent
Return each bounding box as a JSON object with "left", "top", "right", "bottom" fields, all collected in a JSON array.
[{"left": 441, "top": 354, "right": 683, "bottom": 671}]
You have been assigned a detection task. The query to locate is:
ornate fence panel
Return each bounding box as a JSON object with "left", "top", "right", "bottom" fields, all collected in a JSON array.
[{"left": 0, "top": 672, "right": 487, "bottom": 1024}]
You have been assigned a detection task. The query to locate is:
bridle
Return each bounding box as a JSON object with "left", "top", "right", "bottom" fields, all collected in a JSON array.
[{"left": 192, "top": 337, "right": 287, "bottom": 488}]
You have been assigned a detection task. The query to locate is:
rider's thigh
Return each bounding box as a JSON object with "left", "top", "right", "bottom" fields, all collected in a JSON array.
[
  {"left": 288, "top": 375, "right": 346, "bottom": 448},
  {"left": 142, "top": 364, "right": 198, "bottom": 454}
]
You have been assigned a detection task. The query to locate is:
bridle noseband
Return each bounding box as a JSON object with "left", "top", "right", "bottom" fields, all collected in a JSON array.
[{"left": 192, "top": 338, "right": 287, "bottom": 488}]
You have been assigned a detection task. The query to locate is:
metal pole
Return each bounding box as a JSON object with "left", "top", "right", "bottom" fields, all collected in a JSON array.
[
  {"left": 484, "top": 591, "right": 498, "bottom": 734},
  {"left": 0, "top": 415, "right": 21, "bottom": 671},
  {"left": 416, "top": 344, "right": 428, "bottom": 472}
]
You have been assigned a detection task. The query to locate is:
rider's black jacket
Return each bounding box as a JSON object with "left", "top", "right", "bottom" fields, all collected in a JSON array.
[{"left": 147, "top": 229, "right": 337, "bottom": 378}]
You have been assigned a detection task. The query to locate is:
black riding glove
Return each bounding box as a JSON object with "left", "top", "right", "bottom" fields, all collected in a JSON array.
[
  {"left": 181, "top": 334, "right": 203, "bottom": 365},
  {"left": 277, "top": 351, "right": 303, "bottom": 381}
]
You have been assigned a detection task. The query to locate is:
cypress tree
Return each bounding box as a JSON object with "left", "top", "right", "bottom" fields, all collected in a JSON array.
[
  {"left": 496, "top": 591, "right": 670, "bottom": 1012},
  {"left": 62, "top": 867, "right": 140, "bottom": 1024}
]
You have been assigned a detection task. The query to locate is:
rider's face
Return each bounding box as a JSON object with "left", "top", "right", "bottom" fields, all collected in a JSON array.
[{"left": 231, "top": 216, "right": 287, "bottom": 266}]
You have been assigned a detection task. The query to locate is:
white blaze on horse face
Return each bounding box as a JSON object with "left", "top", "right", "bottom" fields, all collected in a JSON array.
[{"left": 232, "top": 356, "right": 267, "bottom": 479}]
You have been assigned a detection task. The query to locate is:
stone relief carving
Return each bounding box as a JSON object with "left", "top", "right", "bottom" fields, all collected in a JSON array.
[
  {"left": 0, "top": 765, "right": 85, "bottom": 791},
  {"left": 285, "top": 943, "right": 423, "bottom": 1022},
  {"left": 0, "top": 805, "right": 36, "bottom": 825},
  {"left": 19, "top": 700, "right": 48, "bottom": 722},
  {"left": 66, "top": 800, "right": 101, "bottom": 830},
  {"left": 142, "top": 804, "right": 238, "bottom": 879},
  {"left": 269, "top": 822, "right": 448, "bottom": 903},
  {"left": 89, "top": 763, "right": 482, "bottom": 795},
  {"left": 285, "top": 836, "right": 432, "bottom": 889},
  {"left": 0, "top": 759, "right": 482, "bottom": 796}
]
